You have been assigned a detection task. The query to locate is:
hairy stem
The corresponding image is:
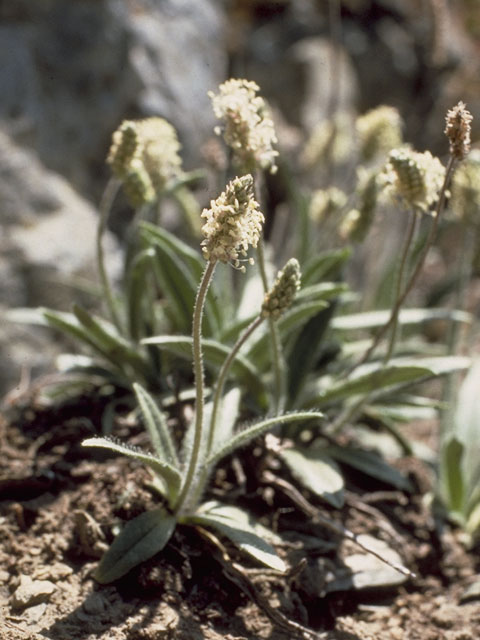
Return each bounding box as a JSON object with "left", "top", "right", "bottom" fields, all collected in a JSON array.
[
  {"left": 174, "top": 259, "right": 217, "bottom": 514},
  {"left": 97, "top": 177, "right": 122, "bottom": 332},
  {"left": 207, "top": 315, "right": 264, "bottom": 455}
]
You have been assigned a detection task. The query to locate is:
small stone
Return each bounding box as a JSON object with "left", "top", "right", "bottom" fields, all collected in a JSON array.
[
  {"left": 0, "top": 570, "right": 10, "bottom": 584},
  {"left": 82, "top": 592, "right": 106, "bottom": 616},
  {"left": 34, "top": 562, "right": 73, "bottom": 582},
  {"left": 11, "top": 574, "right": 56, "bottom": 610}
]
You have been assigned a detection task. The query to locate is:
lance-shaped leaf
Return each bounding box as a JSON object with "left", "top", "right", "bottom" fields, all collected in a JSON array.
[
  {"left": 323, "top": 444, "right": 412, "bottom": 491},
  {"left": 140, "top": 222, "right": 222, "bottom": 335},
  {"left": 125, "top": 248, "right": 156, "bottom": 341},
  {"left": 303, "top": 356, "right": 471, "bottom": 408},
  {"left": 295, "top": 282, "right": 349, "bottom": 304},
  {"left": 246, "top": 301, "right": 329, "bottom": 371},
  {"left": 332, "top": 307, "right": 472, "bottom": 331},
  {"left": 94, "top": 507, "right": 176, "bottom": 584},
  {"left": 279, "top": 446, "right": 344, "bottom": 508},
  {"left": 150, "top": 242, "right": 200, "bottom": 335},
  {"left": 207, "top": 411, "right": 324, "bottom": 467},
  {"left": 302, "top": 248, "right": 352, "bottom": 286},
  {"left": 441, "top": 436, "right": 465, "bottom": 518},
  {"left": 72, "top": 305, "right": 150, "bottom": 378},
  {"left": 187, "top": 501, "right": 286, "bottom": 572},
  {"left": 142, "top": 335, "right": 264, "bottom": 395},
  {"left": 83, "top": 437, "right": 182, "bottom": 502},
  {"left": 133, "top": 383, "right": 179, "bottom": 467}
]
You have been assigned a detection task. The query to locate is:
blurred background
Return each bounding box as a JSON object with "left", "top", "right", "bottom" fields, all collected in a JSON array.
[{"left": 1, "top": 0, "right": 479, "bottom": 397}]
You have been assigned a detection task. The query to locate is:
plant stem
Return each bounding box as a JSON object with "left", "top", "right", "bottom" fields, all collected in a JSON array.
[
  {"left": 254, "top": 170, "right": 287, "bottom": 412},
  {"left": 97, "top": 177, "right": 123, "bottom": 333},
  {"left": 174, "top": 259, "right": 217, "bottom": 514},
  {"left": 207, "top": 315, "right": 264, "bottom": 455},
  {"left": 351, "top": 155, "right": 456, "bottom": 372},
  {"left": 384, "top": 210, "right": 419, "bottom": 364}
]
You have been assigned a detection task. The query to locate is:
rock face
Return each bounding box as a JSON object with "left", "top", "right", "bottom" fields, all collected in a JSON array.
[
  {"left": 0, "top": 131, "right": 122, "bottom": 396},
  {"left": 0, "top": 0, "right": 226, "bottom": 397},
  {"left": 0, "top": 0, "right": 226, "bottom": 196}
]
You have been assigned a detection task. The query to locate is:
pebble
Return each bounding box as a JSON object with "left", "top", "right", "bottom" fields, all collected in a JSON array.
[
  {"left": 82, "top": 592, "right": 106, "bottom": 616},
  {"left": 11, "top": 574, "right": 56, "bottom": 609}
]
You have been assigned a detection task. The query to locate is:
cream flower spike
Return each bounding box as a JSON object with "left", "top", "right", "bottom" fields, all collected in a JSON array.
[
  {"left": 200, "top": 175, "right": 264, "bottom": 270},
  {"left": 209, "top": 79, "right": 279, "bottom": 174}
]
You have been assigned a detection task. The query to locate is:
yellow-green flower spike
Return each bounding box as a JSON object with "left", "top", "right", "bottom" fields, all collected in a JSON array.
[
  {"left": 261, "top": 258, "right": 301, "bottom": 319},
  {"left": 201, "top": 175, "right": 264, "bottom": 268},
  {"left": 382, "top": 147, "right": 445, "bottom": 213},
  {"left": 209, "top": 79, "right": 278, "bottom": 174},
  {"left": 445, "top": 101, "right": 473, "bottom": 161},
  {"left": 356, "top": 105, "right": 403, "bottom": 163},
  {"left": 122, "top": 159, "right": 156, "bottom": 208},
  {"left": 107, "top": 121, "right": 139, "bottom": 179},
  {"left": 107, "top": 117, "right": 183, "bottom": 205},
  {"left": 342, "top": 169, "right": 379, "bottom": 242}
]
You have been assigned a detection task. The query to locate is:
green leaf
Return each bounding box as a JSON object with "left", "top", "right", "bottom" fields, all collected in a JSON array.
[
  {"left": 279, "top": 447, "right": 344, "bottom": 508},
  {"left": 94, "top": 507, "right": 176, "bottom": 583},
  {"left": 133, "top": 383, "right": 179, "bottom": 467},
  {"left": 452, "top": 358, "right": 480, "bottom": 506},
  {"left": 125, "top": 248, "right": 156, "bottom": 341},
  {"left": 72, "top": 305, "right": 150, "bottom": 378},
  {"left": 323, "top": 444, "right": 412, "bottom": 491},
  {"left": 209, "top": 387, "right": 242, "bottom": 452},
  {"left": 188, "top": 501, "right": 286, "bottom": 572},
  {"left": 302, "top": 248, "right": 352, "bottom": 286},
  {"left": 140, "top": 222, "right": 222, "bottom": 334},
  {"left": 247, "top": 301, "right": 329, "bottom": 370},
  {"left": 441, "top": 436, "right": 465, "bottom": 516},
  {"left": 83, "top": 437, "right": 182, "bottom": 502},
  {"left": 150, "top": 242, "right": 200, "bottom": 335},
  {"left": 143, "top": 335, "right": 264, "bottom": 395},
  {"left": 208, "top": 411, "right": 324, "bottom": 467},
  {"left": 305, "top": 365, "right": 434, "bottom": 407},
  {"left": 332, "top": 308, "right": 472, "bottom": 331},
  {"left": 295, "top": 282, "right": 349, "bottom": 304}
]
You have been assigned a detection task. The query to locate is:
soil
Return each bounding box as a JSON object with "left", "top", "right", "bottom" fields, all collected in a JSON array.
[{"left": 1, "top": 389, "right": 479, "bottom": 640}]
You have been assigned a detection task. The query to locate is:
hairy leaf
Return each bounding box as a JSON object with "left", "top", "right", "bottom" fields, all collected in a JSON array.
[
  {"left": 280, "top": 447, "right": 344, "bottom": 508},
  {"left": 83, "top": 437, "right": 182, "bottom": 501},
  {"left": 133, "top": 383, "right": 179, "bottom": 467},
  {"left": 208, "top": 411, "right": 324, "bottom": 467},
  {"left": 188, "top": 501, "right": 286, "bottom": 572},
  {"left": 95, "top": 507, "right": 175, "bottom": 583}
]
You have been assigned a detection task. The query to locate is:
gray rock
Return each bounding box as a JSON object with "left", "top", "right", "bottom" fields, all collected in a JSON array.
[
  {"left": 0, "top": 131, "right": 121, "bottom": 396},
  {"left": 1, "top": 0, "right": 226, "bottom": 196}
]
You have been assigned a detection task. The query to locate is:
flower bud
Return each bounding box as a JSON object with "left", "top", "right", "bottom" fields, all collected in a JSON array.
[
  {"left": 261, "top": 258, "right": 301, "bottom": 319},
  {"left": 445, "top": 101, "right": 473, "bottom": 161}
]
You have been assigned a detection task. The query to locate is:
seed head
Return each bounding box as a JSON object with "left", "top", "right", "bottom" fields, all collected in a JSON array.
[
  {"left": 445, "top": 101, "right": 473, "bottom": 161},
  {"left": 209, "top": 79, "right": 278, "bottom": 174},
  {"left": 201, "top": 175, "right": 264, "bottom": 269},
  {"left": 382, "top": 147, "right": 445, "bottom": 213},
  {"left": 356, "top": 106, "right": 403, "bottom": 162},
  {"left": 262, "top": 259, "right": 301, "bottom": 319}
]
